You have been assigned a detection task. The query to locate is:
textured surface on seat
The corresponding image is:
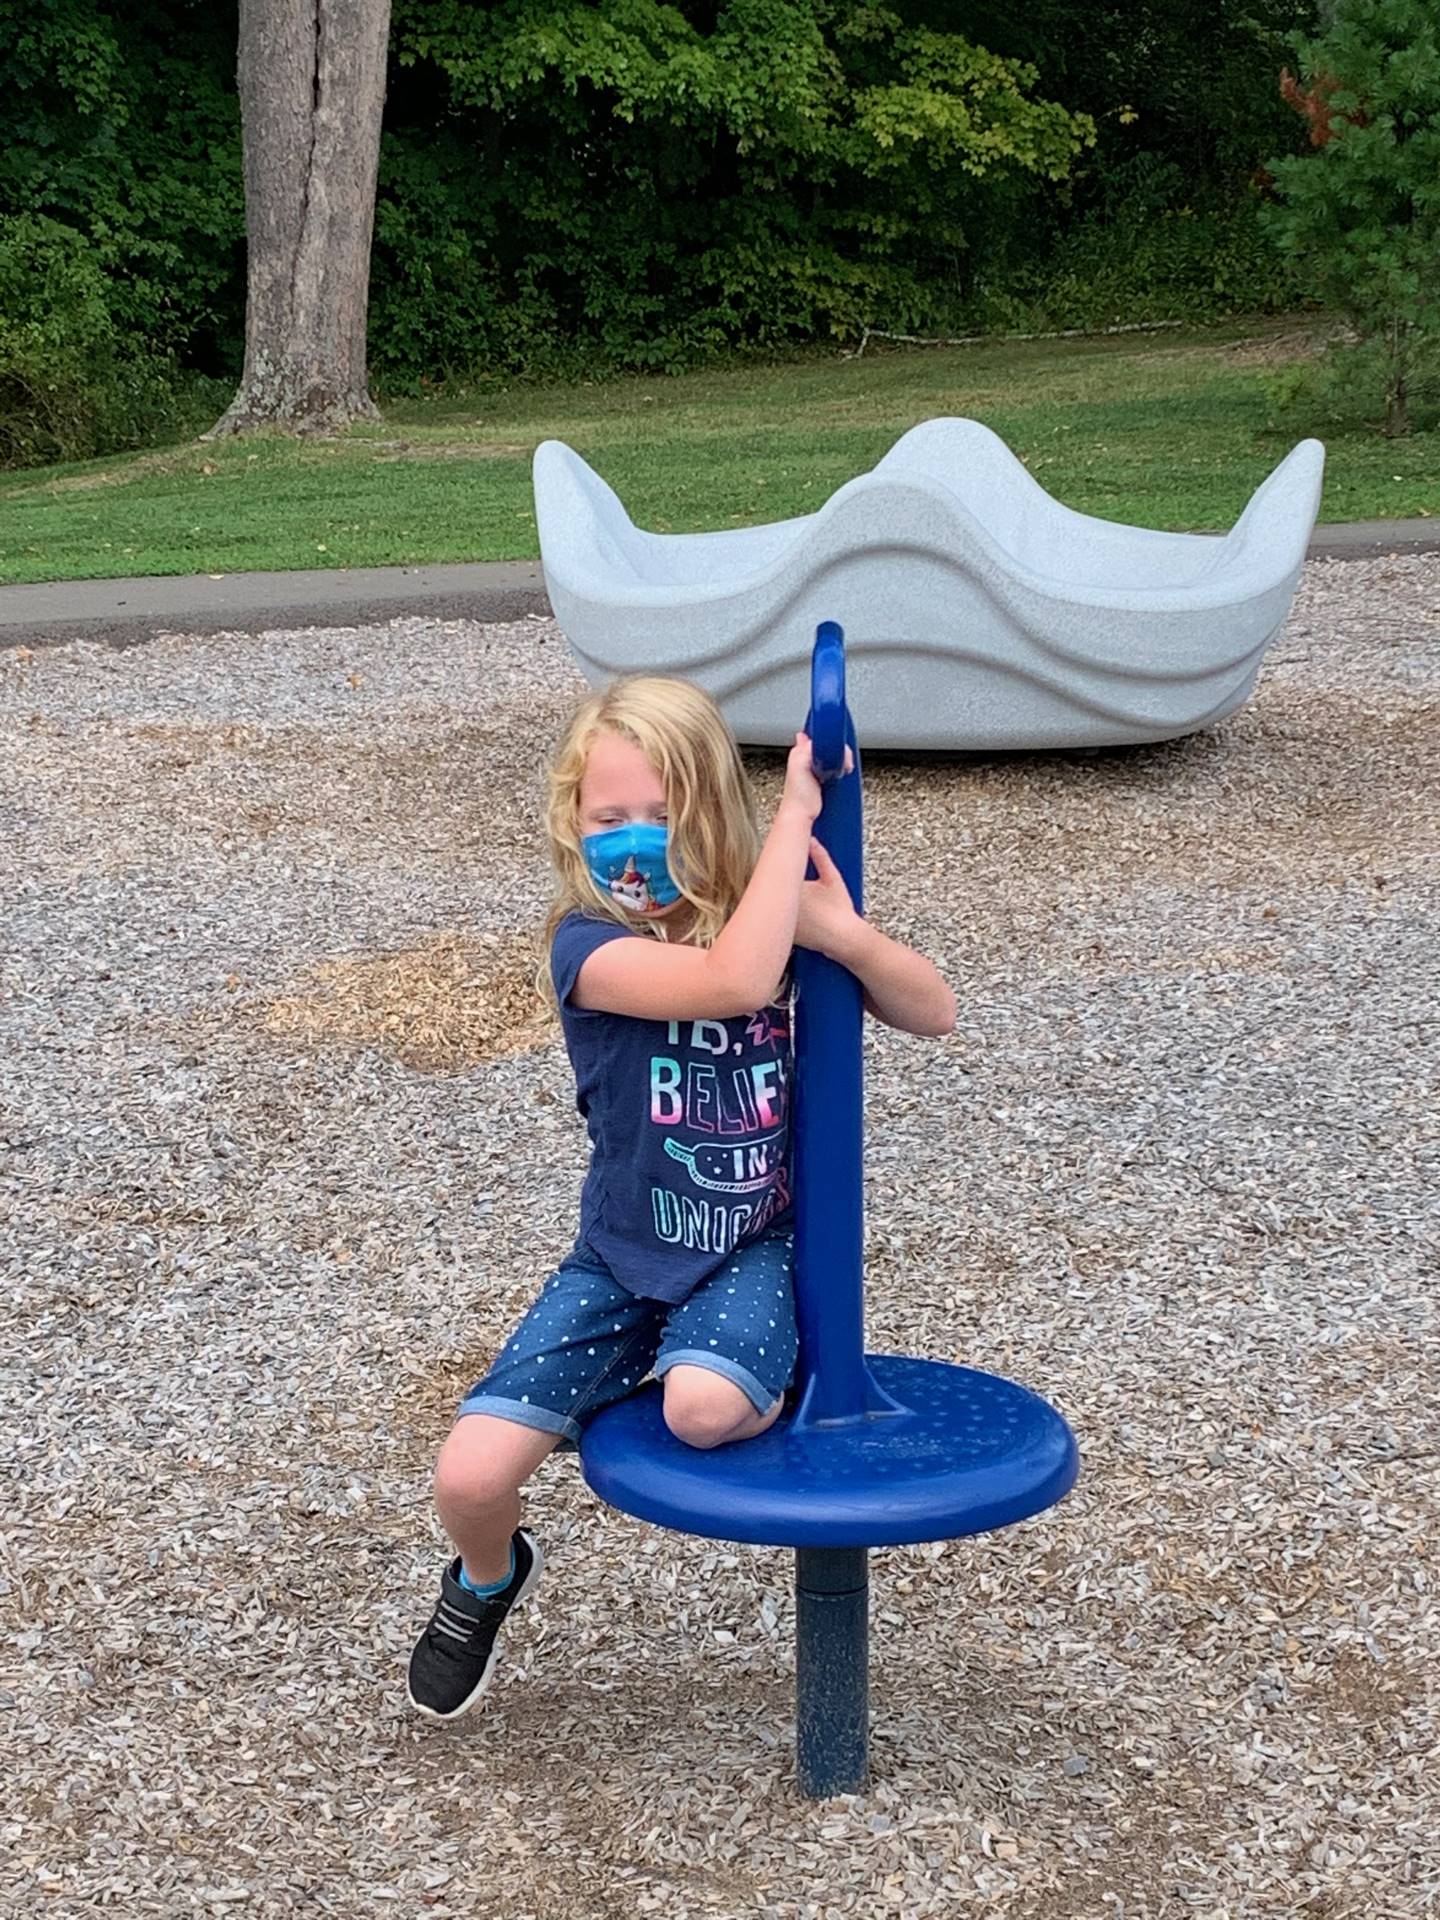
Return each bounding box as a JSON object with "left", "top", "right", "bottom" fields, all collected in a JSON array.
[
  {"left": 534, "top": 419, "right": 1325, "bottom": 749},
  {"left": 581, "top": 1353, "right": 1080, "bottom": 1548}
]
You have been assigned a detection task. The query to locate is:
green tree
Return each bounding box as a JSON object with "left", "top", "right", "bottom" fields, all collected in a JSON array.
[
  {"left": 381, "top": 0, "right": 1096, "bottom": 366},
  {"left": 0, "top": 0, "right": 240, "bottom": 462},
  {"left": 0, "top": 0, "right": 242, "bottom": 361},
  {"left": 1260, "top": 0, "right": 1440, "bottom": 435}
]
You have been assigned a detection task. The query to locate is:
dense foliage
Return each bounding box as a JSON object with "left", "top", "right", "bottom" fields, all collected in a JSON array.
[
  {"left": 1259, "top": 0, "right": 1440, "bottom": 434},
  {"left": 1, "top": 0, "right": 1322, "bottom": 463},
  {"left": 374, "top": 0, "right": 1095, "bottom": 375},
  {"left": 0, "top": 0, "right": 239, "bottom": 463}
]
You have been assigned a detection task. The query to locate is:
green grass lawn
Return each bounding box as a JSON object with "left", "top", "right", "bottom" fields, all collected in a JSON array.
[{"left": 1, "top": 315, "right": 1435, "bottom": 585}]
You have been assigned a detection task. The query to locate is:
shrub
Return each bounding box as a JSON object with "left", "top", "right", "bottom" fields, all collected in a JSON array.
[{"left": 0, "top": 215, "right": 219, "bottom": 468}]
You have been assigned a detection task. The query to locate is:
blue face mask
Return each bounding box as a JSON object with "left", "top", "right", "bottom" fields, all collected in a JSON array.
[{"left": 582, "top": 822, "right": 682, "bottom": 914}]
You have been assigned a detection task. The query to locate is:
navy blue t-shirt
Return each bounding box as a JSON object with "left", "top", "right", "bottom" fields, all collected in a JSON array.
[{"left": 550, "top": 910, "right": 794, "bottom": 1305}]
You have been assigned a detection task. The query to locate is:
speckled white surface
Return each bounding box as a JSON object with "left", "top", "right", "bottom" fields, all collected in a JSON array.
[{"left": 535, "top": 419, "right": 1326, "bottom": 750}]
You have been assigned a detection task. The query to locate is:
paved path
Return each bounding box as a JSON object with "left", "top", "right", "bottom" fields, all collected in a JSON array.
[
  {"left": 0, "top": 561, "right": 547, "bottom": 650},
  {"left": 1, "top": 522, "right": 1436, "bottom": 651}
]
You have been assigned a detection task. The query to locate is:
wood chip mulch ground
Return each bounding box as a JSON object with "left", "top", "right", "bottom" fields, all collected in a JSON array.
[{"left": 2, "top": 559, "right": 1437, "bottom": 1917}]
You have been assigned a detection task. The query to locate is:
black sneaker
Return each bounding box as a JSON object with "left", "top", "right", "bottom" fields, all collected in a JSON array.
[{"left": 406, "top": 1529, "right": 543, "bottom": 1721}]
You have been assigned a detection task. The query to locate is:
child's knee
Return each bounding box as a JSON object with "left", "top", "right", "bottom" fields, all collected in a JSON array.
[
  {"left": 661, "top": 1369, "right": 754, "bottom": 1450},
  {"left": 433, "top": 1420, "right": 526, "bottom": 1512}
]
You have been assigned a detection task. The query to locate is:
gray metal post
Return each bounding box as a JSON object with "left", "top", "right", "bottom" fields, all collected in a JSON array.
[{"left": 794, "top": 1546, "right": 870, "bottom": 1796}]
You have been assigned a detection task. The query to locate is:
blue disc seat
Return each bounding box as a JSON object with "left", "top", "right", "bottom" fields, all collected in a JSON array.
[{"left": 582, "top": 1352, "right": 1077, "bottom": 1549}]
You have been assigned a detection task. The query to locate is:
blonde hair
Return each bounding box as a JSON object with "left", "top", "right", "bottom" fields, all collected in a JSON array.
[{"left": 535, "top": 676, "right": 761, "bottom": 1010}]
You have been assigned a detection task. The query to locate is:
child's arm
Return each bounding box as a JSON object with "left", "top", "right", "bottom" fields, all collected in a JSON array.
[
  {"left": 571, "top": 732, "right": 825, "bottom": 1022},
  {"left": 796, "top": 841, "right": 956, "bottom": 1038}
]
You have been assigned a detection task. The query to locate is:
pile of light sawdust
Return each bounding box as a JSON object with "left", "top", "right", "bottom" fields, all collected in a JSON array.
[{"left": 255, "top": 928, "right": 555, "bottom": 1070}]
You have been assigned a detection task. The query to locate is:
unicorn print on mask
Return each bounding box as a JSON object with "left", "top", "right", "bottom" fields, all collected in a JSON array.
[
  {"left": 611, "top": 853, "right": 653, "bottom": 913},
  {"left": 581, "top": 822, "right": 681, "bottom": 915}
]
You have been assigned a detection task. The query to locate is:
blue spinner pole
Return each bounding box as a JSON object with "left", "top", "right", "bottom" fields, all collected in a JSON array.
[
  {"left": 791, "top": 620, "right": 888, "bottom": 1796},
  {"left": 792, "top": 620, "right": 868, "bottom": 1430},
  {"left": 792, "top": 620, "right": 900, "bottom": 1433},
  {"left": 795, "top": 1545, "right": 869, "bottom": 1797}
]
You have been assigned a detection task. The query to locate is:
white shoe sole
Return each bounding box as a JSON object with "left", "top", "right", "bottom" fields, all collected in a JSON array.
[{"left": 407, "top": 1531, "right": 545, "bottom": 1723}]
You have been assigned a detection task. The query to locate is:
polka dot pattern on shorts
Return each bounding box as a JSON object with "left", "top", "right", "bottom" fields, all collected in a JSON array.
[{"left": 458, "top": 1226, "right": 799, "bottom": 1440}]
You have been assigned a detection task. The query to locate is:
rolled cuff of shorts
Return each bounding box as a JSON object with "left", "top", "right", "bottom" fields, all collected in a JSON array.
[
  {"left": 654, "top": 1348, "right": 778, "bottom": 1417},
  {"left": 455, "top": 1392, "right": 582, "bottom": 1445}
]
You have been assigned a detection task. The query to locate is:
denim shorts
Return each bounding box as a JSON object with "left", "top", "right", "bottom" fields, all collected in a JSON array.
[{"left": 458, "top": 1224, "right": 798, "bottom": 1448}]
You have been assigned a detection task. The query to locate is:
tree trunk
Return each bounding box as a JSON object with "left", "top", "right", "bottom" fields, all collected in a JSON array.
[{"left": 207, "top": 0, "right": 392, "bottom": 439}]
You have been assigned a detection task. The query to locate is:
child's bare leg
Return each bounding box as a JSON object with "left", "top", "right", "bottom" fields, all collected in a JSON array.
[
  {"left": 433, "top": 1415, "right": 560, "bottom": 1583},
  {"left": 661, "top": 1365, "right": 785, "bottom": 1451}
]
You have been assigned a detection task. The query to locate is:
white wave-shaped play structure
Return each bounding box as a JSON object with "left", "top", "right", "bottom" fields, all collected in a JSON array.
[{"left": 533, "top": 419, "right": 1325, "bottom": 750}]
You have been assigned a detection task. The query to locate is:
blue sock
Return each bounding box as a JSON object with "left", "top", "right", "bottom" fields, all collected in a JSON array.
[{"left": 459, "top": 1545, "right": 514, "bottom": 1598}]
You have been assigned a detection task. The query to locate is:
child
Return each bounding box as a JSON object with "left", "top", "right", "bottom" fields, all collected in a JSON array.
[{"left": 407, "top": 675, "right": 955, "bottom": 1720}]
